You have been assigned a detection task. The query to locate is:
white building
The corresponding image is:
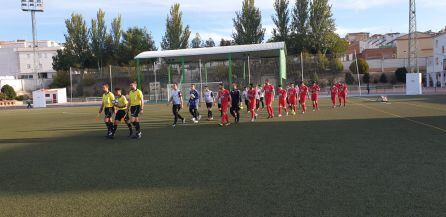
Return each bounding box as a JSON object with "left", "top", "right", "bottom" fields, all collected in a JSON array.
[
  {"left": 0, "top": 40, "right": 62, "bottom": 92},
  {"left": 426, "top": 33, "right": 446, "bottom": 87},
  {"left": 32, "top": 88, "right": 67, "bottom": 108},
  {"left": 0, "top": 40, "right": 62, "bottom": 79}
]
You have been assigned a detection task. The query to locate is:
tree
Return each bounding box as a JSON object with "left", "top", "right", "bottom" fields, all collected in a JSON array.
[
  {"left": 161, "top": 3, "right": 191, "bottom": 50},
  {"left": 220, "top": 39, "right": 234, "bottom": 46},
  {"left": 0, "top": 92, "right": 6, "bottom": 100},
  {"left": 329, "top": 34, "right": 348, "bottom": 57},
  {"left": 107, "top": 15, "right": 122, "bottom": 65},
  {"left": 204, "top": 38, "right": 216, "bottom": 47},
  {"left": 395, "top": 67, "right": 408, "bottom": 82},
  {"left": 345, "top": 72, "right": 355, "bottom": 85},
  {"left": 120, "top": 27, "right": 157, "bottom": 65},
  {"left": 308, "top": 0, "right": 335, "bottom": 53},
  {"left": 316, "top": 52, "right": 329, "bottom": 72},
  {"left": 191, "top": 33, "right": 202, "bottom": 48},
  {"left": 290, "top": 0, "right": 309, "bottom": 53},
  {"left": 64, "top": 13, "right": 91, "bottom": 69},
  {"left": 349, "top": 58, "right": 369, "bottom": 74},
  {"left": 50, "top": 71, "right": 70, "bottom": 88},
  {"left": 379, "top": 73, "right": 388, "bottom": 83},
  {"left": 331, "top": 58, "right": 343, "bottom": 73},
  {"left": 52, "top": 49, "right": 77, "bottom": 72},
  {"left": 89, "top": 9, "right": 108, "bottom": 70},
  {"left": 232, "top": 0, "right": 265, "bottom": 44},
  {"left": 363, "top": 72, "right": 371, "bottom": 84},
  {"left": 271, "top": 0, "right": 290, "bottom": 43},
  {"left": 1, "top": 84, "right": 16, "bottom": 100}
]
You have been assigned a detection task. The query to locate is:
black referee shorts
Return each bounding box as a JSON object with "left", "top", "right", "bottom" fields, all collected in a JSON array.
[
  {"left": 104, "top": 107, "right": 114, "bottom": 118},
  {"left": 130, "top": 105, "right": 141, "bottom": 117}
]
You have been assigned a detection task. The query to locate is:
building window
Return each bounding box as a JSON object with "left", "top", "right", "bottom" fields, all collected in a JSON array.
[
  {"left": 38, "top": 53, "right": 42, "bottom": 58},
  {"left": 27, "top": 54, "right": 30, "bottom": 58},
  {"left": 436, "top": 40, "right": 439, "bottom": 48},
  {"left": 27, "top": 64, "right": 31, "bottom": 69},
  {"left": 39, "top": 63, "right": 43, "bottom": 69},
  {"left": 443, "top": 46, "right": 445, "bottom": 54},
  {"left": 44, "top": 53, "right": 47, "bottom": 58}
]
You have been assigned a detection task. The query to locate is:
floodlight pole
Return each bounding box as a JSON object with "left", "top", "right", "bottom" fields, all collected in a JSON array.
[
  {"left": 167, "top": 64, "right": 171, "bottom": 84},
  {"left": 181, "top": 57, "right": 186, "bottom": 83},
  {"left": 354, "top": 49, "right": 362, "bottom": 96},
  {"left": 205, "top": 62, "right": 208, "bottom": 84}
]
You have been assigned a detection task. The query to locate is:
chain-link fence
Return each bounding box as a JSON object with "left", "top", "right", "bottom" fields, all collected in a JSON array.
[{"left": 68, "top": 54, "right": 347, "bottom": 102}]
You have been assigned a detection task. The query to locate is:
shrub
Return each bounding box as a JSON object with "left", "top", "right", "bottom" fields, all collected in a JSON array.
[
  {"left": 0, "top": 92, "right": 6, "bottom": 100},
  {"left": 379, "top": 73, "right": 388, "bottom": 83},
  {"left": 1, "top": 84, "right": 17, "bottom": 100},
  {"left": 331, "top": 58, "right": 344, "bottom": 73},
  {"left": 15, "top": 95, "right": 30, "bottom": 101},
  {"left": 349, "top": 58, "right": 369, "bottom": 74},
  {"left": 395, "top": 67, "right": 408, "bottom": 83},
  {"left": 373, "top": 76, "right": 379, "bottom": 84},
  {"left": 363, "top": 72, "right": 371, "bottom": 84},
  {"left": 345, "top": 72, "right": 355, "bottom": 85}
]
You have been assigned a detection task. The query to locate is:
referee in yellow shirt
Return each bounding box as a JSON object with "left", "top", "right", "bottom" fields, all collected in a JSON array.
[
  {"left": 98, "top": 83, "right": 115, "bottom": 138},
  {"left": 128, "top": 81, "right": 144, "bottom": 139},
  {"left": 111, "top": 88, "right": 133, "bottom": 138}
]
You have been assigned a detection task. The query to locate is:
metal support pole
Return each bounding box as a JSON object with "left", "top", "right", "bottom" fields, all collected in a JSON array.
[
  {"left": 70, "top": 67, "right": 73, "bottom": 103},
  {"left": 199, "top": 59, "right": 203, "bottom": 101},
  {"left": 181, "top": 57, "right": 186, "bottom": 83},
  {"left": 136, "top": 59, "right": 141, "bottom": 89},
  {"left": 301, "top": 52, "right": 304, "bottom": 82},
  {"left": 279, "top": 49, "right": 286, "bottom": 86},
  {"left": 354, "top": 49, "right": 362, "bottom": 96},
  {"left": 205, "top": 62, "right": 208, "bottom": 84},
  {"left": 109, "top": 65, "right": 113, "bottom": 90},
  {"left": 167, "top": 64, "right": 171, "bottom": 84},
  {"left": 228, "top": 54, "right": 233, "bottom": 90},
  {"left": 153, "top": 61, "right": 157, "bottom": 103},
  {"left": 247, "top": 55, "right": 251, "bottom": 84}
]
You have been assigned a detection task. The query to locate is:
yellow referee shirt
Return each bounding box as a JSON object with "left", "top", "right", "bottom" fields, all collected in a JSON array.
[
  {"left": 115, "top": 95, "right": 128, "bottom": 111},
  {"left": 129, "top": 89, "right": 143, "bottom": 106},
  {"left": 102, "top": 92, "right": 115, "bottom": 108}
]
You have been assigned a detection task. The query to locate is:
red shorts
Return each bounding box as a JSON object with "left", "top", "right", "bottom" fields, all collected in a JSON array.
[
  {"left": 221, "top": 103, "right": 228, "bottom": 112},
  {"left": 265, "top": 97, "right": 273, "bottom": 106},
  {"left": 279, "top": 99, "right": 286, "bottom": 107},
  {"left": 249, "top": 99, "right": 256, "bottom": 110},
  {"left": 311, "top": 94, "right": 318, "bottom": 101},
  {"left": 288, "top": 98, "right": 296, "bottom": 105},
  {"left": 331, "top": 94, "right": 337, "bottom": 100},
  {"left": 299, "top": 95, "right": 307, "bottom": 103},
  {"left": 339, "top": 93, "right": 346, "bottom": 98}
]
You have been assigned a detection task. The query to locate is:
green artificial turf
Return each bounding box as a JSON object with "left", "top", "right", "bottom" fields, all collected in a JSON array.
[{"left": 0, "top": 96, "right": 445, "bottom": 217}]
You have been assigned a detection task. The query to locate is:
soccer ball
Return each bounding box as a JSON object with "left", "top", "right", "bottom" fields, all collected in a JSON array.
[
  {"left": 112, "top": 100, "right": 119, "bottom": 106},
  {"left": 190, "top": 94, "right": 196, "bottom": 100}
]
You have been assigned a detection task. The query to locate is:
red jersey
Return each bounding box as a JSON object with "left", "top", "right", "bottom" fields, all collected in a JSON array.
[
  {"left": 263, "top": 84, "right": 274, "bottom": 99},
  {"left": 299, "top": 85, "right": 308, "bottom": 96},
  {"left": 287, "top": 88, "right": 297, "bottom": 98},
  {"left": 342, "top": 84, "right": 348, "bottom": 94},
  {"left": 278, "top": 89, "right": 287, "bottom": 101},
  {"left": 247, "top": 89, "right": 257, "bottom": 101},
  {"left": 219, "top": 89, "right": 230, "bottom": 104},
  {"left": 330, "top": 85, "right": 338, "bottom": 96},
  {"left": 310, "top": 84, "right": 320, "bottom": 95}
]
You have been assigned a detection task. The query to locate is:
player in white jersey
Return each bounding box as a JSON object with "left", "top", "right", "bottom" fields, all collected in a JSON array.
[
  {"left": 203, "top": 85, "right": 215, "bottom": 120},
  {"left": 255, "top": 85, "right": 262, "bottom": 111},
  {"left": 242, "top": 86, "right": 250, "bottom": 113},
  {"left": 168, "top": 83, "right": 185, "bottom": 127}
]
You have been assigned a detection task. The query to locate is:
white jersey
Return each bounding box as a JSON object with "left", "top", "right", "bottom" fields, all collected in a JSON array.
[
  {"left": 242, "top": 90, "right": 249, "bottom": 101},
  {"left": 171, "top": 90, "right": 182, "bottom": 105},
  {"left": 203, "top": 90, "right": 214, "bottom": 103},
  {"left": 256, "top": 87, "right": 261, "bottom": 99}
]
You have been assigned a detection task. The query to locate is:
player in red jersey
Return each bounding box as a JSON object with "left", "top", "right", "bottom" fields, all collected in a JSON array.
[
  {"left": 247, "top": 83, "right": 258, "bottom": 122},
  {"left": 330, "top": 84, "right": 338, "bottom": 108},
  {"left": 216, "top": 83, "right": 232, "bottom": 126},
  {"left": 287, "top": 83, "right": 298, "bottom": 115},
  {"left": 339, "top": 82, "right": 348, "bottom": 107},
  {"left": 263, "top": 79, "right": 275, "bottom": 118},
  {"left": 277, "top": 85, "right": 288, "bottom": 117},
  {"left": 299, "top": 82, "right": 309, "bottom": 114},
  {"left": 335, "top": 82, "right": 342, "bottom": 107},
  {"left": 310, "top": 81, "right": 321, "bottom": 111}
]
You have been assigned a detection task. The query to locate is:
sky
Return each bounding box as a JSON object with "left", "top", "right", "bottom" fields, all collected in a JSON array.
[{"left": 1, "top": 0, "right": 446, "bottom": 45}]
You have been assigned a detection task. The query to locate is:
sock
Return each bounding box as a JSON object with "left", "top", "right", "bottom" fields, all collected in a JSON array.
[
  {"left": 134, "top": 122, "right": 141, "bottom": 132},
  {"left": 113, "top": 125, "right": 118, "bottom": 134}
]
